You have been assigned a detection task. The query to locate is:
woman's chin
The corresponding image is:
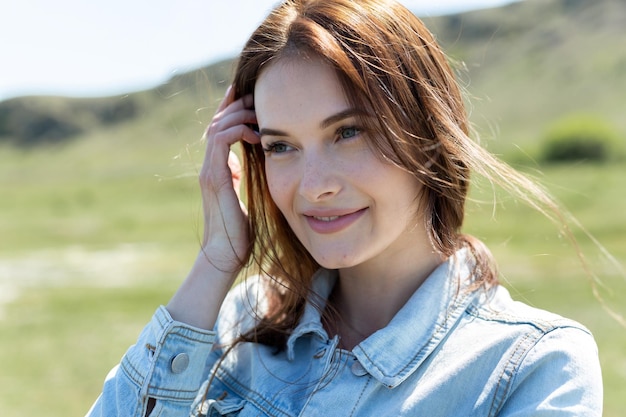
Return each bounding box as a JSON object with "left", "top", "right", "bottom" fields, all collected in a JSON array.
[{"left": 311, "top": 252, "right": 361, "bottom": 271}]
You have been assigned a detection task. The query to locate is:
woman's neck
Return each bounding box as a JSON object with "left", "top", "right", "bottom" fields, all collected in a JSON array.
[{"left": 327, "top": 244, "right": 444, "bottom": 350}]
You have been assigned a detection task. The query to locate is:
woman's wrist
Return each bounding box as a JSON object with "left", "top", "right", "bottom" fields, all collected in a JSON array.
[{"left": 165, "top": 250, "right": 237, "bottom": 330}]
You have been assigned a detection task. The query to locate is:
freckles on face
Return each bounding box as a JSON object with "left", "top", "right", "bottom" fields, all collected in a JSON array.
[{"left": 253, "top": 56, "right": 426, "bottom": 270}]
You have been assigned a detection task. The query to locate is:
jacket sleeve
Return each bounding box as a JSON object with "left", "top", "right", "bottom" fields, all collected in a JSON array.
[
  {"left": 495, "top": 325, "right": 603, "bottom": 417},
  {"left": 86, "top": 306, "right": 217, "bottom": 417}
]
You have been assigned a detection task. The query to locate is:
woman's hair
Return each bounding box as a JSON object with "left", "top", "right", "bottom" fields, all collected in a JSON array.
[{"left": 230, "top": 0, "right": 565, "bottom": 349}]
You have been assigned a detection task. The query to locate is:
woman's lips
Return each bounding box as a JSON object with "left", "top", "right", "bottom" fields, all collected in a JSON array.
[{"left": 304, "top": 208, "right": 367, "bottom": 234}]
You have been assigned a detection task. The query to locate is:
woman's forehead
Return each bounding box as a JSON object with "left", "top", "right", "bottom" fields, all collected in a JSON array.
[{"left": 254, "top": 57, "right": 351, "bottom": 127}]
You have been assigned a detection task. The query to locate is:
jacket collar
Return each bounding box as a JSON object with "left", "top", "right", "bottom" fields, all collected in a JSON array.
[
  {"left": 286, "top": 268, "right": 337, "bottom": 360},
  {"left": 286, "top": 249, "right": 483, "bottom": 387},
  {"left": 353, "top": 249, "right": 481, "bottom": 388}
]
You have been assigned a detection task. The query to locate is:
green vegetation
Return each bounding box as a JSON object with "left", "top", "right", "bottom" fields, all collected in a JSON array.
[
  {"left": 2, "top": 149, "right": 624, "bottom": 416},
  {"left": 1, "top": 0, "right": 625, "bottom": 415},
  {"left": 426, "top": 0, "right": 626, "bottom": 156},
  {"left": 539, "top": 114, "right": 624, "bottom": 163}
]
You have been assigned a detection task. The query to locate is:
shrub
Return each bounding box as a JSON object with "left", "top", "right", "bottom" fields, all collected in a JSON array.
[{"left": 540, "top": 114, "right": 624, "bottom": 164}]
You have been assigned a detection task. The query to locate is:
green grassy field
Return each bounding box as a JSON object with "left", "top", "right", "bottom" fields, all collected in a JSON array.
[
  {"left": 1, "top": 129, "right": 625, "bottom": 415},
  {"left": 2, "top": 2, "right": 626, "bottom": 410}
]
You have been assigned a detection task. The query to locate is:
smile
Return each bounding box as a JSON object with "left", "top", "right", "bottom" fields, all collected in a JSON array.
[
  {"left": 304, "top": 208, "right": 367, "bottom": 234},
  {"left": 313, "top": 216, "right": 340, "bottom": 222}
]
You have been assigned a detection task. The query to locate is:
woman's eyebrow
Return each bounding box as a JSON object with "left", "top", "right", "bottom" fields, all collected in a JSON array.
[
  {"left": 258, "top": 127, "right": 288, "bottom": 138},
  {"left": 319, "top": 108, "right": 370, "bottom": 129},
  {"left": 259, "top": 108, "right": 370, "bottom": 138}
]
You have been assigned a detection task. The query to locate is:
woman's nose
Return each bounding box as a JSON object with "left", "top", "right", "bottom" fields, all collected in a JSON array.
[{"left": 298, "top": 151, "right": 341, "bottom": 202}]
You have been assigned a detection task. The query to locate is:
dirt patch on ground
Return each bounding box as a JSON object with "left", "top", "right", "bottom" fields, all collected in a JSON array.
[{"left": 0, "top": 244, "right": 167, "bottom": 317}]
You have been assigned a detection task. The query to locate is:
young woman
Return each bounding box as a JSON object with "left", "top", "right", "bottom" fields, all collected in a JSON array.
[{"left": 88, "top": 0, "right": 602, "bottom": 415}]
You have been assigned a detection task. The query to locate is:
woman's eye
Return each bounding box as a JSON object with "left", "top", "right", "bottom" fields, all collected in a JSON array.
[
  {"left": 263, "top": 142, "right": 291, "bottom": 154},
  {"left": 338, "top": 126, "right": 360, "bottom": 140}
]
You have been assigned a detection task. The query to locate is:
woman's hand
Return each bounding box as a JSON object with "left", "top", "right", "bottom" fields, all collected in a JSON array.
[
  {"left": 166, "top": 86, "right": 259, "bottom": 329},
  {"left": 199, "top": 86, "right": 259, "bottom": 271}
]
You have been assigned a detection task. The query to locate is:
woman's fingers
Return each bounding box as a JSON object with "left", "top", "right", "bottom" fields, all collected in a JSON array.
[
  {"left": 210, "top": 91, "right": 254, "bottom": 130},
  {"left": 196, "top": 87, "right": 258, "bottom": 258},
  {"left": 165, "top": 87, "right": 255, "bottom": 328},
  {"left": 206, "top": 108, "right": 256, "bottom": 141},
  {"left": 204, "top": 92, "right": 258, "bottom": 147},
  {"left": 201, "top": 89, "right": 258, "bottom": 191},
  {"left": 214, "top": 84, "right": 235, "bottom": 114},
  {"left": 200, "top": 124, "right": 256, "bottom": 194}
]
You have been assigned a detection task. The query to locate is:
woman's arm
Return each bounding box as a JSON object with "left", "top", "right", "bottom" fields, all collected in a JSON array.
[
  {"left": 87, "top": 87, "right": 259, "bottom": 416},
  {"left": 167, "top": 86, "right": 259, "bottom": 330},
  {"left": 86, "top": 307, "right": 217, "bottom": 417},
  {"left": 495, "top": 325, "right": 603, "bottom": 417}
]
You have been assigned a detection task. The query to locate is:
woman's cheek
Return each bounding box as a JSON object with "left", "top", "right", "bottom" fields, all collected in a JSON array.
[{"left": 265, "top": 166, "right": 292, "bottom": 210}]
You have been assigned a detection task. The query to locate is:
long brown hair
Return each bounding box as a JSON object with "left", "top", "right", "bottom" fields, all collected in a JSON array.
[{"left": 230, "top": 0, "right": 565, "bottom": 349}]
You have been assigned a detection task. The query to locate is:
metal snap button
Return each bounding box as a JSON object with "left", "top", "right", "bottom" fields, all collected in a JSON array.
[
  {"left": 170, "top": 353, "right": 190, "bottom": 374},
  {"left": 351, "top": 360, "right": 368, "bottom": 377}
]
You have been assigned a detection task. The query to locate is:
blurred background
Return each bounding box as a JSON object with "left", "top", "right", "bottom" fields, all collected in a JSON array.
[{"left": 0, "top": 0, "right": 624, "bottom": 415}]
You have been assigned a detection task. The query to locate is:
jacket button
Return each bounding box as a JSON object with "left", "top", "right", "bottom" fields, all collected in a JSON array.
[
  {"left": 170, "top": 353, "right": 190, "bottom": 374},
  {"left": 351, "top": 361, "right": 368, "bottom": 377}
]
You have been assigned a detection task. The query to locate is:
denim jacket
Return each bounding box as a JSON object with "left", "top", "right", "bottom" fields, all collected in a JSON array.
[{"left": 87, "top": 249, "right": 602, "bottom": 416}]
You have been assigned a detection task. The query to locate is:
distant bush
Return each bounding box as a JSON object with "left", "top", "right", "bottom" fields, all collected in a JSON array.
[
  {"left": 0, "top": 95, "right": 138, "bottom": 147},
  {"left": 90, "top": 98, "right": 137, "bottom": 124},
  {"left": 540, "top": 114, "right": 624, "bottom": 164},
  {"left": 20, "top": 113, "right": 83, "bottom": 145},
  {"left": 0, "top": 99, "right": 83, "bottom": 146}
]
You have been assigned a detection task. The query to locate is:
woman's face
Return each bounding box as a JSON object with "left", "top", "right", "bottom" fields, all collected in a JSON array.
[{"left": 254, "top": 57, "right": 428, "bottom": 272}]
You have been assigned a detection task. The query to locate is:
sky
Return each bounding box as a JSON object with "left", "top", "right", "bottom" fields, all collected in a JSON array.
[{"left": 0, "top": 0, "right": 518, "bottom": 100}]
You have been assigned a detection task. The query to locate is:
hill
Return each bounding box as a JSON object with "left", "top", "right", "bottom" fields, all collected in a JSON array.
[
  {"left": 424, "top": 0, "right": 626, "bottom": 154},
  {"left": 0, "top": 60, "right": 234, "bottom": 147},
  {"left": 0, "top": 0, "right": 624, "bottom": 153}
]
